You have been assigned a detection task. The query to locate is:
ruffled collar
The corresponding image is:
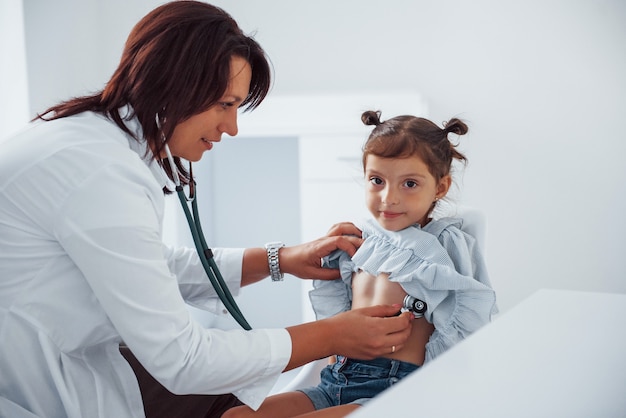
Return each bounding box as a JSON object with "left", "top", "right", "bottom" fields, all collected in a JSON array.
[{"left": 357, "top": 218, "right": 457, "bottom": 270}]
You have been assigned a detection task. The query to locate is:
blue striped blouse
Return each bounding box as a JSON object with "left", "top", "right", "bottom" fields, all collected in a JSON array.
[{"left": 310, "top": 217, "right": 498, "bottom": 363}]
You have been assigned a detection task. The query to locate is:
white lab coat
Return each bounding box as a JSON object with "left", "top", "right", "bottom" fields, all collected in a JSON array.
[{"left": 0, "top": 111, "right": 291, "bottom": 417}]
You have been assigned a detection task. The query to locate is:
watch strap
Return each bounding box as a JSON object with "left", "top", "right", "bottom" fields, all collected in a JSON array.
[{"left": 264, "top": 241, "right": 285, "bottom": 281}]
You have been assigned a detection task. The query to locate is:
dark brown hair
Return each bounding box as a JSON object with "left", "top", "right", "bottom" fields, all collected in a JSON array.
[
  {"left": 361, "top": 110, "right": 468, "bottom": 183},
  {"left": 36, "top": 1, "right": 271, "bottom": 188}
]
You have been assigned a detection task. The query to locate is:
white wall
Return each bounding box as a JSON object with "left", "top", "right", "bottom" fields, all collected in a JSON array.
[
  {"left": 16, "top": 0, "right": 626, "bottom": 314},
  {"left": 0, "top": 0, "right": 29, "bottom": 138}
]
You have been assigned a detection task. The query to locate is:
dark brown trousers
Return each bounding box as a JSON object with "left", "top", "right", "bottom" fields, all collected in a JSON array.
[{"left": 119, "top": 345, "right": 242, "bottom": 418}]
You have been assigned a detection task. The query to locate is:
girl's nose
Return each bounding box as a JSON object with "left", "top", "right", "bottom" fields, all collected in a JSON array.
[{"left": 382, "top": 187, "right": 399, "bottom": 205}]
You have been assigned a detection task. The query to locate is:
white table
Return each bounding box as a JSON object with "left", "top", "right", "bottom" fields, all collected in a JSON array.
[{"left": 350, "top": 289, "right": 626, "bottom": 418}]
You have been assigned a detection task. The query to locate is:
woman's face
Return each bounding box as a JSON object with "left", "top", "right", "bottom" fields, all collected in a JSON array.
[
  {"left": 364, "top": 154, "right": 450, "bottom": 230},
  {"left": 166, "top": 56, "right": 252, "bottom": 162}
]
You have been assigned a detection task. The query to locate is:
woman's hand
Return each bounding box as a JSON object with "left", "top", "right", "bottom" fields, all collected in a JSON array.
[
  {"left": 280, "top": 222, "right": 363, "bottom": 281},
  {"left": 285, "top": 305, "right": 413, "bottom": 370},
  {"left": 324, "top": 305, "right": 413, "bottom": 359}
]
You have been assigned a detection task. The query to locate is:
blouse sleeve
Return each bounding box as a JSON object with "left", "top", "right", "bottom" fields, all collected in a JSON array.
[
  {"left": 308, "top": 249, "right": 354, "bottom": 320},
  {"left": 425, "top": 218, "right": 499, "bottom": 312}
]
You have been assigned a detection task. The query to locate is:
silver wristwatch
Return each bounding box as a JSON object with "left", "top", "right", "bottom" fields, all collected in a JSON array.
[{"left": 264, "top": 241, "right": 285, "bottom": 281}]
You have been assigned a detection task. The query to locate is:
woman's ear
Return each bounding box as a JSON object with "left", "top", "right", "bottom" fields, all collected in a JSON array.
[{"left": 436, "top": 175, "right": 452, "bottom": 199}]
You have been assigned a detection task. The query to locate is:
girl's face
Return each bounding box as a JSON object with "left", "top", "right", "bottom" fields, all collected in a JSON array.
[
  {"left": 166, "top": 56, "right": 252, "bottom": 162},
  {"left": 364, "top": 154, "right": 450, "bottom": 231}
]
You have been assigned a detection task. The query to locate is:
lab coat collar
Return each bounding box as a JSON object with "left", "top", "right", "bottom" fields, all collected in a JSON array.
[{"left": 118, "top": 105, "right": 171, "bottom": 190}]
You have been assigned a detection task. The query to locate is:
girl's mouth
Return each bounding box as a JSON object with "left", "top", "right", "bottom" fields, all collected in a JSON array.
[{"left": 381, "top": 211, "right": 403, "bottom": 218}]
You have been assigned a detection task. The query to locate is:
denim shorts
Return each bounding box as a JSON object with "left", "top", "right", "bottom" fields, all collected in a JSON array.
[{"left": 297, "top": 356, "right": 419, "bottom": 409}]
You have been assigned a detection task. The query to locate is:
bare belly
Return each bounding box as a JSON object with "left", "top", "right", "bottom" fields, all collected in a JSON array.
[{"left": 351, "top": 270, "right": 434, "bottom": 366}]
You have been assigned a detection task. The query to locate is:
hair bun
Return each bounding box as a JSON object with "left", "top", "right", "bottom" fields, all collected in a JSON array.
[
  {"left": 443, "top": 118, "right": 468, "bottom": 136},
  {"left": 361, "top": 110, "right": 382, "bottom": 126}
]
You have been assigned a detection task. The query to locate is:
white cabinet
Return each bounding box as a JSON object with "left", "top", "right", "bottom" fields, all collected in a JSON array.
[
  {"left": 236, "top": 93, "right": 428, "bottom": 322},
  {"left": 298, "top": 133, "right": 369, "bottom": 242},
  {"left": 297, "top": 133, "right": 371, "bottom": 321}
]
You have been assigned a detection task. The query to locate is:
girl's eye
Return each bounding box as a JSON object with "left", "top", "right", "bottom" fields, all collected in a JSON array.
[
  {"left": 369, "top": 177, "right": 384, "bottom": 186},
  {"left": 219, "top": 102, "right": 234, "bottom": 109},
  {"left": 405, "top": 180, "right": 418, "bottom": 188}
]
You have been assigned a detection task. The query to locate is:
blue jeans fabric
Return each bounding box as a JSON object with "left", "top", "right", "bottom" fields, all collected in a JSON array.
[{"left": 298, "top": 356, "right": 419, "bottom": 410}]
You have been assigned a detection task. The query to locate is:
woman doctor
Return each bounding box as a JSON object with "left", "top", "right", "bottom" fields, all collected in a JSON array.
[{"left": 0, "top": 2, "right": 413, "bottom": 418}]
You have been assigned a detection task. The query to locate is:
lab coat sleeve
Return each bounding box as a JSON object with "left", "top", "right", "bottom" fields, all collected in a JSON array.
[
  {"left": 163, "top": 244, "right": 245, "bottom": 315},
  {"left": 54, "top": 160, "right": 290, "bottom": 409}
]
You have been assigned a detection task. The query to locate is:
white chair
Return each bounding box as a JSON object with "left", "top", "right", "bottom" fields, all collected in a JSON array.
[{"left": 277, "top": 207, "right": 487, "bottom": 393}]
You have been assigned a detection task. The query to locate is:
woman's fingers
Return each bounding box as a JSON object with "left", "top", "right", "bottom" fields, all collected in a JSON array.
[
  {"left": 331, "top": 235, "right": 364, "bottom": 257},
  {"left": 326, "top": 222, "right": 362, "bottom": 238},
  {"left": 328, "top": 306, "right": 414, "bottom": 359}
]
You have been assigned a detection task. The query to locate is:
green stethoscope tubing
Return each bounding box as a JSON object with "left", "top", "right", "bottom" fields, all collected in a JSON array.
[
  {"left": 175, "top": 185, "right": 252, "bottom": 330},
  {"left": 161, "top": 136, "right": 251, "bottom": 330}
]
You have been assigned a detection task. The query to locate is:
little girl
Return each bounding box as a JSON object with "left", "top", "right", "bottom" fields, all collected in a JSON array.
[{"left": 222, "top": 111, "right": 498, "bottom": 418}]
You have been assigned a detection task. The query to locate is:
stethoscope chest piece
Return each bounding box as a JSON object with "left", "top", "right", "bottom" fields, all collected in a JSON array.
[{"left": 402, "top": 294, "right": 427, "bottom": 318}]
